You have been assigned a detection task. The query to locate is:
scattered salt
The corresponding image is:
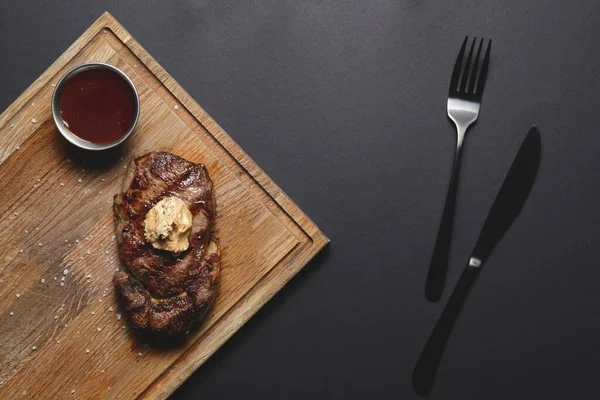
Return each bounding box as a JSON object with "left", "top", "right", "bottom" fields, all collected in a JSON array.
[
  {"left": 86, "top": 250, "right": 91, "bottom": 255},
  {"left": 174, "top": 105, "right": 180, "bottom": 110},
  {"left": 15, "top": 145, "right": 20, "bottom": 150},
  {"left": 71, "top": 390, "right": 75, "bottom": 394},
  {"left": 108, "top": 307, "right": 113, "bottom": 312},
  {"left": 16, "top": 293, "right": 20, "bottom": 298},
  {"left": 75, "top": 239, "right": 79, "bottom": 244},
  {"left": 55, "top": 316, "right": 58, "bottom": 319},
  {"left": 60, "top": 183, "right": 65, "bottom": 187},
  {"left": 9, "top": 312, "right": 14, "bottom": 316},
  {"left": 86, "top": 274, "right": 92, "bottom": 279},
  {"left": 91, "top": 311, "right": 95, "bottom": 315},
  {"left": 63, "top": 269, "right": 69, "bottom": 276},
  {"left": 116, "top": 314, "right": 121, "bottom": 320},
  {"left": 77, "top": 178, "right": 82, "bottom": 183},
  {"left": 101, "top": 178, "right": 105, "bottom": 182},
  {"left": 99, "top": 299, "right": 102, "bottom": 303},
  {"left": 111, "top": 235, "right": 115, "bottom": 242},
  {"left": 97, "top": 327, "right": 102, "bottom": 332},
  {"left": 20, "top": 249, "right": 23, "bottom": 253},
  {"left": 101, "top": 369, "right": 105, "bottom": 373},
  {"left": 86, "top": 349, "right": 90, "bottom": 354},
  {"left": 31, "top": 118, "right": 37, "bottom": 123},
  {"left": 32, "top": 346, "right": 37, "bottom": 350},
  {"left": 24, "top": 229, "right": 28, "bottom": 234},
  {"left": 38, "top": 243, "right": 42, "bottom": 246},
  {"left": 57, "top": 340, "right": 60, "bottom": 343},
  {"left": 138, "top": 352, "right": 142, "bottom": 357},
  {"left": 40, "top": 279, "right": 45, "bottom": 284},
  {"left": 60, "top": 282, "right": 65, "bottom": 287}
]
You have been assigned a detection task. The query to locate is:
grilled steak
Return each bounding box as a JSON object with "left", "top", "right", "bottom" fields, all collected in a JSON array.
[{"left": 113, "top": 151, "right": 220, "bottom": 336}]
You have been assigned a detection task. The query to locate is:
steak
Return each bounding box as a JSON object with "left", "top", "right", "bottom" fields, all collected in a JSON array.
[{"left": 113, "top": 151, "right": 220, "bottom": 336}]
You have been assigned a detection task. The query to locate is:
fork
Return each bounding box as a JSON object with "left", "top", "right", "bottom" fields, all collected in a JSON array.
[{"left": 425, "top": 36, "right": 492, "bottom": 302}]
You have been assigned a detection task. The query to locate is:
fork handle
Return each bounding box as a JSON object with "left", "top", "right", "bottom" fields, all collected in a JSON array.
[{"left": 425, "top": 134, "right": 464, "bottom": 302}]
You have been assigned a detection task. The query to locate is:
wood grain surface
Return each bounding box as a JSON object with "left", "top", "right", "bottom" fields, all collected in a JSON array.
[{"left": 0, "top": 12, "right": 328, "bottom": 399}]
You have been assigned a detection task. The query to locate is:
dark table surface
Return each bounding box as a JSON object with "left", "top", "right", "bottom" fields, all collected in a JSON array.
[{"left": 2, "top": 1, "right": 600, "bottom": 399}]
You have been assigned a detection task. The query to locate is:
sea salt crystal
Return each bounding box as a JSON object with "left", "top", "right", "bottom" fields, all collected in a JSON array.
[
  {"left": 116, "top": 314, "right": 121, "bottom": 320},
  {"left": 86, "top": 250, "right": 91, "bottom": 255},
  {"left": 99, "top": 299, "right": 103, "bottom": 303},
  {"left": 86, "top": 349, "right": 90, "bottom": 354},
  {"left": 31, "top": 118, "right": 37, "bottom": 123},
  {"left": 75, "top": 239, "right": 79, "bottom": 244},
  {"left": 57, "top": 340, "right": 60, "bottom": 343},
  {"left": 101, "top": 178, "right": 105, "bottom": 182},
  {"left": 138, "top": 352, "right": 142, "bottom": 357},
  {"left": 101, "top": 370, "right": 105, "bottom": 373},
  {"left": 63, "top": 269, "right": 69, "bottom": 276},
  {"left": 38, "top": 243, "right": 42, "bottom": 246},
  {"left": 86, "top": 274, "right": 92, "bottom": 279},
  {"left": 108, "top": 307, "right": 113, "bottom": 312},
  {"left": 9, "top": 312, "right": 14, "bottom": 316},
  {"left": 91, "top": 311, "right": 95, "bottom": 315},
  {"left": 77, "top": 178, "right": 82, "bottom": 183},
  {"left": 71, "top": 390, "right": 75, "bottom": 394},
  {"left": 97, "top": 327, "right": 102, "bottom": 332},
  {"left": 111, "top": 235, "right": 115, "bottom": 242},
  {"left": 105, "top": 250, "right": 109, "bottom": 254},
  {"left": 16, "top": 293, "right": 20, "bottom": 298},
  {"left": 60, "top": 183, "right": 65, "bottom": 187},
  {"left": 55, "top": 316, "right": 58, "bottom": 319},
  {"left": 174, "top": 105, "right": 180, "bottom": 110},
  {"left": 40, "top": 279, "right": 45, "bottom": 284},
  {"left": 60, "top": 282, "right": 65, "bottom": 286},
  {"left": 25, "top": 229, "right": 28, "bottom": 234},
  {"left": 15, "top": 145, "right": 20, "bottom": 150},
  {"left": 20, "top": 249, "right": 23, "bottom": 253},
  {"left": 32, "top": 346, "right": 37, "bottom": 350}
]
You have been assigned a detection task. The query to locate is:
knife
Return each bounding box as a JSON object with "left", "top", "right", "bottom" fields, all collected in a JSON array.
[{"left": 412, "top": 126, "right": 542, "bottom": 396}]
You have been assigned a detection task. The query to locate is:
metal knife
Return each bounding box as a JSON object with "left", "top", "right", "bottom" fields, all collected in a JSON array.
[{"left": 412, "top": 126, "right": 542, "bottom": 396}]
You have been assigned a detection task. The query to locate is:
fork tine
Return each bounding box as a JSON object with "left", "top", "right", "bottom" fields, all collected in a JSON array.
[
  {"left": 475, "top": 39, "right": 492, "bottom": 96},
  {"left": 449, "top": 36, "right": 468, "bottom": 94},
  {"left": 467, "top": 38, "right": 484, "bottom": 94},
  {"left": 459, "top": 37, "right": 477, "bottom": 93}
]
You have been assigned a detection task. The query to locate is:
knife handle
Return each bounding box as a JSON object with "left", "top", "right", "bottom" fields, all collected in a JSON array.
[{"left": 413, "top": 259, "right": 481, "bottom": 396}]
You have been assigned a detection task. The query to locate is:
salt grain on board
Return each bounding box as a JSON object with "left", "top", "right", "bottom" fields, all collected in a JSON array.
[{"left": 31, "top": 118, "right": 37, "bottom": 123}]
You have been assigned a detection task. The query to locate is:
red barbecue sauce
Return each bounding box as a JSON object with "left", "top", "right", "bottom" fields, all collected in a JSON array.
[{"left": 59, "top": 69, "right": 136, "bottom": 144}]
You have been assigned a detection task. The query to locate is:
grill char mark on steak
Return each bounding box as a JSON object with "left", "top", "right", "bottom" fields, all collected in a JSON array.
[{"left": 113, "top": 152, "right": 220, "bottom": 336}]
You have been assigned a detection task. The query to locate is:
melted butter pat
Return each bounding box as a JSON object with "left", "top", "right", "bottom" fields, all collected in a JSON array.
[{"left": 144, "top": 197, "right": 192, "bottom": 253}]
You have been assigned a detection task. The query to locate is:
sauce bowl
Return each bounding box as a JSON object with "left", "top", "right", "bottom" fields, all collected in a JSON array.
[{"left": 51, "top": 62, "right": 140, "bottom": 151}]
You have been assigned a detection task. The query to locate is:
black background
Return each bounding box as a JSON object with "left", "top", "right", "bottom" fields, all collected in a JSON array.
[{"left": 2, "top": 1, "right": 600, "bottom": 399}]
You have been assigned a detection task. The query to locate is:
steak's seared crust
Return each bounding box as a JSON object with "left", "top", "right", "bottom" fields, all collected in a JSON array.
[{"left": 113, "top": 152, "right": 220, "bottom": 336}]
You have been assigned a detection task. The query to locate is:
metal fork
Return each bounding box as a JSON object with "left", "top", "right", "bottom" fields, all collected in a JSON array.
[{"left": 425, "top": 36, "right": 492, "bottom": 302}]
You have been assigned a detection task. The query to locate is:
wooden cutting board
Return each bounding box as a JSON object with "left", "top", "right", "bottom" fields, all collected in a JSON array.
[{"left": 0, "top": 12, "right": 328, "bottom": 399}]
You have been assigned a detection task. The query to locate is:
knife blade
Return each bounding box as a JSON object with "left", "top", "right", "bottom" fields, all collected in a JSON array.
[{"left": 412, "top": 125, "right": 542, "bottom": 396}]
